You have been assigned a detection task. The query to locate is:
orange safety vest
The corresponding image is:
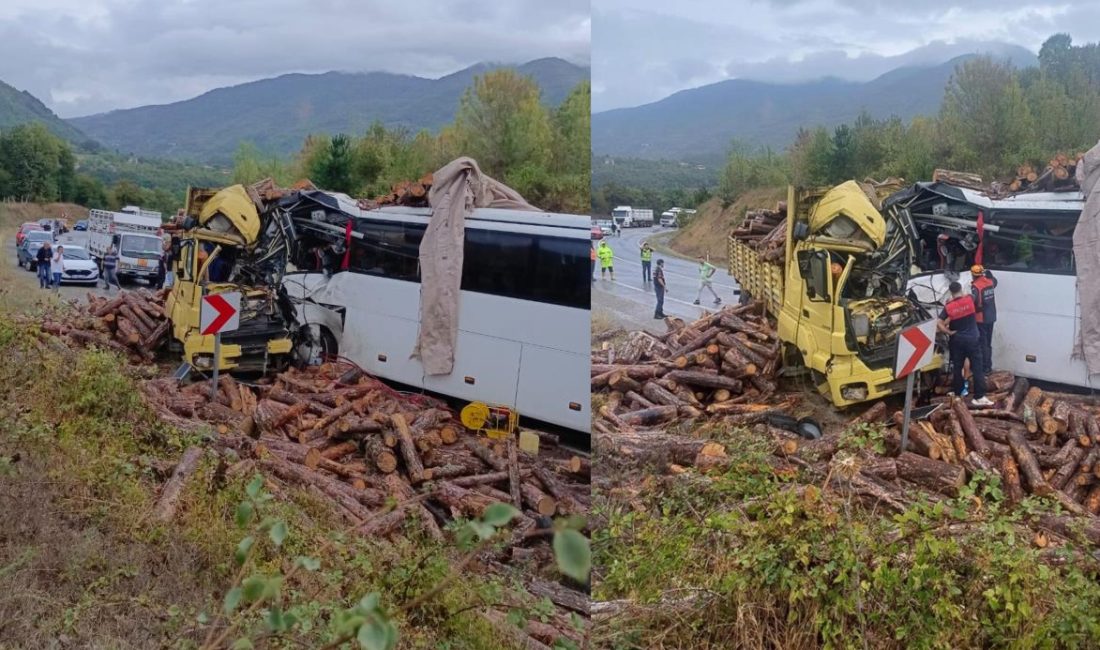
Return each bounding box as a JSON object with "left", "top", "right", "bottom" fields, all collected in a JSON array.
[{"left": 971, "top": 276, "right": 995, "bottom": 323}]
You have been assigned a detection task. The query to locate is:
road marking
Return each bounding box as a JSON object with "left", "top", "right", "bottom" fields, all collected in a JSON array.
[
  {"left": 609, "top": 254, "right": 739, "bottom": 290},
  {"left": 594, "top": 278, "right": 718, "bottom": 310}
]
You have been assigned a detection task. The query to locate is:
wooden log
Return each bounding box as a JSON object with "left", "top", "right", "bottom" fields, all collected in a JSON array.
[
  {"left": 851, "top": 401, "right": 887, "bottom": 427},
  {"left": 363, "top": 436, "right": 398, "bottom": 474},
  {"left": 153, "top": 447, "right": 204, "bottom": 521},
  {"left": 115, "top": 316, "right": 141, "bottom": 345},
  {"left": 895, "top": 451, "right": 966, "bottom": 497},
  {"left": 596, "top": 429, "right": 725, "bottom": 469},
  {"left": 319, "top": 440, "right": 358, "bottom": 461},
  {"left": 466, "top": 439, "right": 507, "bottom": 472},
  {"left": 435, "top": 481, "right": 499, "bottom": 519},
  {"left": 608, "top": 371, "right": 643, "bottom": 394},
  {"left": 1007, "top": 429, "right": 1052, "bottom": 495},
  {"left": 952, "top": 397, "right": 990, "bottom": 457},
  {"left": 520, "top": 482, "right": 556, "bottom": 516},
  {"left": 641, "top": 381, "right": 688, "bottom": 408},
  {"left": 390, "top": 413, "right": 426, "bottom": 482},
  {"left": 618, "top": 405, "right": 678, "bottom": 427},
  {"left": 507, "top": 438, "right": 523, "bottom": 510},
  {"left": 1001, "top": 455, "right": 1025, "bottom": 505},
  {"left": 664, "top": 370, "right": 742, "bottom": 393}
]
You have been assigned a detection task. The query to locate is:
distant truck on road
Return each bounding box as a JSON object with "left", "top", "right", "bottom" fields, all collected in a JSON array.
[
  {"left": 611, "top": 205, "right": 653, "bottom": 228},
  {"left": 87, "top": 206, "right": 165, "bottom": 283}
]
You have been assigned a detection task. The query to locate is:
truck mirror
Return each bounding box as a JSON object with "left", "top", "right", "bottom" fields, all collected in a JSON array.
[{"left": 792, "top": 221, "right": 810, "bottom": 241}]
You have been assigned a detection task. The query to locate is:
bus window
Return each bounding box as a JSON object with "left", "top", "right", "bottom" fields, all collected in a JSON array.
[
  {"left": 532, "top": 236, "right": 590, "bottom": 309},
  {"left": 984, "top": 220, "right": 1075, "bottom": 274},
  {"left": 349, "top": 220, "right": 424, "bottom": 281},
  {"left": 462, "top": 230, "right": 534, "bottom": 301}
]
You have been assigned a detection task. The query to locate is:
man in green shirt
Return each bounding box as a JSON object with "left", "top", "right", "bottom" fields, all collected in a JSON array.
[
  {"left": 693, "top": 256, "right": 721, "bottom": 305},
  {"left": 639, "top": 242, "right": 653, "bottom": 284}
]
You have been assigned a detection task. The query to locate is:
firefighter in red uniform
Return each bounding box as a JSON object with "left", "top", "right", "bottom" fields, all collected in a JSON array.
[
  {"left": 938, "top": 281, "right": 993, "bottom": 406},
  {"left": 970, "top": 264, "right": 997, "bottom": 374}
]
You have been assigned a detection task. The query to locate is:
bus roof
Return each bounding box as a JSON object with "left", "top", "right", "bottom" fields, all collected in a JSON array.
[
  {"left": 290, "top": 190, "right": 591, "bottom": 230},
  {"left": 915, "top": 182, "right": 1085, "bottom": 212}
]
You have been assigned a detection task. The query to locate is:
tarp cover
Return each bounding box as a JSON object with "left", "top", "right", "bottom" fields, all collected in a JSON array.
[
  {"left": 412, "top": 157, "right": 539, "bottom": 375},
  {"left": 1074, "top": 140, "right": 1100, "bottom": 375}
]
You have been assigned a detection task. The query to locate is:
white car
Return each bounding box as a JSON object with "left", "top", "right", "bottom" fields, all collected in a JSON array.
[{"left": 55, "top": 245, "right": 100, "bottom": 285}]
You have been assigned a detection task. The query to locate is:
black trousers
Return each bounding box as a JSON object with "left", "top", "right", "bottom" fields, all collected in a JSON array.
[
  {"left": 641, "top": 260, "right": 651, "bottom": 282},
  {"left": 950, "top": 334, "right": 986, "bottom": 399},
  {"left": 978, "top": 322, "right": 994, "bottom": 373},
  {"left": 654, "top": 284, "right": 665, "bottom": 317}
]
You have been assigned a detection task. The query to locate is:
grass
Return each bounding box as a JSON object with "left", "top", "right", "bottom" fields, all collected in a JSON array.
[
  {"left": 593, "top": 423, "right": 1100, "bottom": 649},
  {"left": 0, "top": 203, "right": 544, "bottom": 649}
]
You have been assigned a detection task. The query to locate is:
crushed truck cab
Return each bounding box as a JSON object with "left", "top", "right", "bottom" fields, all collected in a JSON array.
[
  {"left": 166, "top": 184, "right": 298, "bottom": 373},
  {"left": 730, "top": 181, "right": 942, "bottom": 407}
]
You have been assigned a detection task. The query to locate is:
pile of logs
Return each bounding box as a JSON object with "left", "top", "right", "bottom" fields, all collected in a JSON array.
[
  {"left": 141, "top": 361, "right": 591, "bottom": 545},
  {"left": 358, "top": 173, "right": 434, "bottom": 210},
  {"left": 939, "top": 154, "right": 1083, "bottom": 198},
  {"left": 41, "top": 289, "right": 171, "bottom": 363},
  {"left": 592, "top": 303, "right": 786, "bottom": 435},
  {"left": 730, "top": 204, "right": 786, "bottom": 265}
]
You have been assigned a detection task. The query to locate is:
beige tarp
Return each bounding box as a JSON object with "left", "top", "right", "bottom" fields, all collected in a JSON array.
[
  {"left": 1074, "top": 140, "right": 1100, "bottom": 375},
  {"left": 412, "top": 157, "right": 539, "bottom": 375}
]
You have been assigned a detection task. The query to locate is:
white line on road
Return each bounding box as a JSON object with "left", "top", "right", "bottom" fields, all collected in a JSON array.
[{"left": 593, "top": 278, "right": 721, "bottom": 309}]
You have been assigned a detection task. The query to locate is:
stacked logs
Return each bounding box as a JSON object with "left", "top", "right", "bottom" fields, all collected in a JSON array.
[
  {"left": 41, "top": 289, "right": 171, "bottom": 363},
  {"left": 789, "top": 376, "right": 1100, "bottom": 516},
  {"left": 730, "top": 203, "right": 786, "bottom": 265},
  {"left": 592, "top": 303, "right": 786, "bottom": 442},
  {"left": 357, "top": 173, "right": 434, "bottom": 210},
  {"left": 140, "top": 362, "right": 591, "bottom": 543},
  {"left": 1002, "top": 155, "right": 1082, "bottom": 195}
]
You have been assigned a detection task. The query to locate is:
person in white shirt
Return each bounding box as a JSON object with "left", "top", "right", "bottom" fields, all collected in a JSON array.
[{"left": 51, "top": 245, "right": 64, "bottom": 291}]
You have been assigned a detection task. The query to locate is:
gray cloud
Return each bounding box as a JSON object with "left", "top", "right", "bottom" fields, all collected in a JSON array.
[
  {"left": 593, "top": 0, "right": 1096, "bottom": 112},
  {"left": 0, "top": 0, "right": 589, "bottom": 117}
]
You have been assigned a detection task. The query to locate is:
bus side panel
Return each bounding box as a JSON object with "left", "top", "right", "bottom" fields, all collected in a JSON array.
[
  {"left": 422, "top": 331, "right": 522, "bottom": 409},
  {"left": 909, "top": 271, "right": 1099, "bottom": 387},
  {"left": 515, "top": 345, "right": 590, "bottom": 432}
]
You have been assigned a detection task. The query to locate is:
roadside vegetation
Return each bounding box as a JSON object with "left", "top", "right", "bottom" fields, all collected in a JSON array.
[
  {"left": 592, "top": 422, "right": 1100, "bottom": 649},
  {"left": 232, "top": 70, "right": 591, "bottom": 214},
  {"left": 0, "top": 205, "right": 587, "bottom": 648}
]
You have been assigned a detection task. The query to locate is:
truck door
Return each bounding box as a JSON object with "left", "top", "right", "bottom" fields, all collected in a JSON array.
[{"left": 794, "top": 249, "right": 835, "bottom": 370}]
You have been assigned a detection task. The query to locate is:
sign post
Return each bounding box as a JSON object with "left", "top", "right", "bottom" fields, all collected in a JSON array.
[
  {"left": 894, "top": 319, "right": 937, "bottom": 452},
  {"left": 200, "top": 292, "right": 241, "bottom": 399}
]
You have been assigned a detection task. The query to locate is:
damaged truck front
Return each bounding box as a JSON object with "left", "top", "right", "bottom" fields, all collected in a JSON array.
[
  {"left": 166, "top": 184, "right": 301, "bottom": 373},
  {"left": 729, "top": 181, "right": 942, "bottom": 406}
]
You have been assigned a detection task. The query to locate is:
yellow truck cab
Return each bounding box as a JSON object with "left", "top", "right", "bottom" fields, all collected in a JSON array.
[
  {"left": 730, "top": 181, "right": 942, "bottom": 407},
  {"left": 166, "top": 185, "right": 296, "bottom": 373}
]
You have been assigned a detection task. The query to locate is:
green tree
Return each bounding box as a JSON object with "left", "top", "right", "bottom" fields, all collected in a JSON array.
[
  {"left": 108, "top": 179, "right": 147, "bottom": 209},
  {"left": 453, "top": 69, "right": 553, "bottom": 179},
  {"left": 72, "top": 174, "right": 108, "bottom": 208},
  {"left": 0, "top": 123, "right": 71, "bottom": 201}
]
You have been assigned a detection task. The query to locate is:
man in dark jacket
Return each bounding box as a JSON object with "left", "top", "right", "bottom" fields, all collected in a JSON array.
[
  {"left": 970, "top": 265, "right": 997, "bottom": 374},
  {"left": 35, "top": 241, "right": 52, "bottom": 289},
  {"left": 938, "top": 281, "right": 992, "bottom": 406}
]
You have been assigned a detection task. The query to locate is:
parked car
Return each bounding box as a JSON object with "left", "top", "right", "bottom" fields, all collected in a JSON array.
[
  {"left": 37, "top": 218, "right": 53, "bottom": 232},
  {"left": 15, "top": 222, "right": 42, "bottom": 247},
  {"left": 591, "top": 225, "right": 604, "bottom": 240},
  {"left": 18, "top": 230, "right": 54, "bottom": 270},
  {"left": 73, "top": 220, "right": 88, "bottom": 232},
  {"left": 54, "top": 245, "right": 99, "bottom": 285}
]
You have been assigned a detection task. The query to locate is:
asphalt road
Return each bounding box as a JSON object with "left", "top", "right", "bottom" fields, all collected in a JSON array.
[
  {"left": 592, "top": 225, "right": 740, "bottom": 330},
  {"left": 9, "top": 229, "right": 156, "bottom": 303}
]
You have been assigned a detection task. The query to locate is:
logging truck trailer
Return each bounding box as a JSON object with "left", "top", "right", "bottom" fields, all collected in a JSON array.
[
  {"left": 165, "top": 185, "right": 298, "bottom": 373},
  {"left": 728, "top": 181, "right": 942, "bottom": 407}
]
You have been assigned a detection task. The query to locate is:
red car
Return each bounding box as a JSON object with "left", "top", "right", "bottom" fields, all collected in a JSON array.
[
  {"left": 15, "top": 222, "right": 42, "bottom": 246},
  {"left": 591, "top": 225, "right": 603, "bottom": 240}
]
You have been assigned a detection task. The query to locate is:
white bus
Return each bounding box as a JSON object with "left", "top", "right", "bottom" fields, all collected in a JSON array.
[
  {"left": 886, "top": 182, "right": 1097, "bottom": 389},
  {"left": 280, "top": 191, "right": 592, "bottom": 434}
]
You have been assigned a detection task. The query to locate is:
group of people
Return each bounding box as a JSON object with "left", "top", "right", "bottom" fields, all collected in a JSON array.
[
  {"left": 937, "top": 264, "right": 998, "bottom": 405},
  {"left": 34, "top": 241, "right": 65, "bottom": 291},
  {"left": 591, "top": 238, "right": 722, "bottom": 320}
]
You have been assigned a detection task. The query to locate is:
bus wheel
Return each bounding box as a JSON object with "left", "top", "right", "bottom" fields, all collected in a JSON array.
[{"left": 295, "top": 324, "right": 337, "bottom": 367}]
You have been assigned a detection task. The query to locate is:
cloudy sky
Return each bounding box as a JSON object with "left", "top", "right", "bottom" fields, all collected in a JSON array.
[
  {"left": 0, "top": 0, "right": 590, "bottom": 118},
  {"left": 593, "top": 0, "right": 1100, "bottom": 112}
]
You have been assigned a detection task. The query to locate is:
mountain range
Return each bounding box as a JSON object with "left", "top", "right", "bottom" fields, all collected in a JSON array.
[
  {"left": 0, "top": 79, "right": 90, "bottom": 145},
  {"left": 592, "top": 46, "right": 1037, "bottom": 160},
  {"left": 67, "top": 58, "right": 588, "bottom": 164}
]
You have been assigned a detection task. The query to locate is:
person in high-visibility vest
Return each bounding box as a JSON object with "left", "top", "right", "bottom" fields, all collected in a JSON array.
[
  {"left": 590, "top": 243, "right": 597, "bottom": 281},
  {"left": 970, "top": 264, "right": 998, "bottom": 374},
  {"left": 639, "top": 242, "right": 653, "bottom": 284},
  {"left": 597, "top": 240, "right": 614, "bottom": 281},
  {"left": 937, "top": 281, "right": 993, "bottom": 406}
]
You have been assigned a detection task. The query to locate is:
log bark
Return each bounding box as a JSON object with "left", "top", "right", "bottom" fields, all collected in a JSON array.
[
  {"left": 153, "top": 447, "right": 204, "bottom": 522},
  {"left": 392, "top": 413, "right": 425, "bottom": 483},
  {"left": 952, "top": 397, "right": 990, "bottom": 457},
  {"left": 664, "top": 370, "right": 743, "bottom": 393},
  {"left": 1004, "top": 377, "right": 1030, "bottom": 413},
  {"left": 895, "top": 451, "right": 966, "bottom": 497},
  {"left": 507, "top": 438, "right": 523, "bottom": 510},
  {"left": 1007, "top": 429, "right": 1052, "bottom": 496},
  {"left": 520, "top": 482, "right": 556, "bottom": 516},
  {"left": 618, "top": 404, "right": 679, "bottom": 427},
  {"left": 1002, "top": 455, "right": 1025, "bottom": 505}
]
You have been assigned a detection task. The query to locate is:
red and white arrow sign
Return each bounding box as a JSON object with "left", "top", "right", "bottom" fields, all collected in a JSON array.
[
  {"left": 200, "top": 292, "right": 241, "bottom": 336},
  {"left": 895, "top": 319, "right": 936, "bottom": 379}
]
